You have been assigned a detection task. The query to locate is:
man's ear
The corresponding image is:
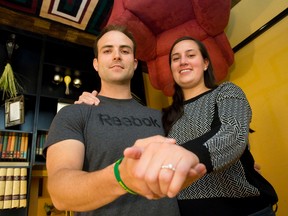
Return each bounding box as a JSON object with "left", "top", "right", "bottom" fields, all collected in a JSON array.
[
  {"left": 93, "top": 58, "right": 99, "bottom": 71},
  {"left": 134, "top": 59, "right": 138, "bottom": 70}
]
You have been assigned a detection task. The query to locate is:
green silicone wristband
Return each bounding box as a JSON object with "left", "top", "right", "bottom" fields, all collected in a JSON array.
[{"left": 114, "top": 157, "right": 137, "bottom": 195}]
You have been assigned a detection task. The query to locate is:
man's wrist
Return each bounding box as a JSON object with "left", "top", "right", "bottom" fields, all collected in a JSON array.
[{"left": 114, "top": 157, "right": 137, "bottom": 195}]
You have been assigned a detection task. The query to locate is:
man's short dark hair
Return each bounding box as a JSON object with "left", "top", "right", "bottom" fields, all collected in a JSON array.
[{"left": 93, "top": 25, "right": 137, "bottom": 58}]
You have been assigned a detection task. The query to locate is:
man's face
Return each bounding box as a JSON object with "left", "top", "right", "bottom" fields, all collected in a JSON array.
[{"left": 93, "top": 30, "right": 138, "bottom": 85}]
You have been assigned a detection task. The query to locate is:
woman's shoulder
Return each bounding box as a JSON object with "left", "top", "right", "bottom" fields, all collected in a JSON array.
[
  {"left": 215, "top": 81, "right": 248, "bottom": 100},
  {"left": 218, "top": 81, "right": 240, "bottom": 89},
  {"left": 217, "top": 81, "right": 245, "bottom": 94}
]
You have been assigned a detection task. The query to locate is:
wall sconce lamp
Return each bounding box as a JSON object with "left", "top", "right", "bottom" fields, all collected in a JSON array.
[
  {"left": 6, "top": 34, "right": 19, "bottom": 60},
  {"left": 52, "top": 67, "right": 82, "bottom": 95},
  {"left": 64, "top": 75, "right": 71, "bottom": 95}
]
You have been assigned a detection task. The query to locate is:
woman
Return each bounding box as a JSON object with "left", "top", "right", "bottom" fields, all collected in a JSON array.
[{"left": 162, "top": 36, "right": 278, "bottom": 216}]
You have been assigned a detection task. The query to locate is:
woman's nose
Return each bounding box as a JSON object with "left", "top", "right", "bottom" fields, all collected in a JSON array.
[{"left": 180, "top": 56, "right": 188, "bottom": 65}]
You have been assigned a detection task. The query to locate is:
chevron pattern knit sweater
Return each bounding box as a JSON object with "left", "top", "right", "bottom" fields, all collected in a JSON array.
[{"left": 168, "top": 82, "right": 277, "bottom": 216}]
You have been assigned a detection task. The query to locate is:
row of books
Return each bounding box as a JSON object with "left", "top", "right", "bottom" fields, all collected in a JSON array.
[
  {"left": 0, "top": 133, "right": 29, "bottom": 160},
  {"left": 36, "top": 133, "right": 48, "bottom": 156},
  {"left": 0, "top": 167, "right": 27, "bottom": 209}
]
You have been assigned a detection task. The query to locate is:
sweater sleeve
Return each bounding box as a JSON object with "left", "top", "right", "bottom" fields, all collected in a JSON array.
[{"left": 181, "top": 82, "right": 252, "bottom": 173}]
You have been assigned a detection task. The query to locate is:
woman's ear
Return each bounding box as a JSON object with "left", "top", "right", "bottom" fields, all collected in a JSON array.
[{"left": 204, "top": 59, "right": 209, "bottom": 70}]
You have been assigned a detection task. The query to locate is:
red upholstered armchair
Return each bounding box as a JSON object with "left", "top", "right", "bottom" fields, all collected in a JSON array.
[{"left": 107, "top": 0, "right": 234, "bottom": 96}]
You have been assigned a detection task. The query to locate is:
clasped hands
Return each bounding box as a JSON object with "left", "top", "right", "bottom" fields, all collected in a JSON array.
[{"left": 118, "top": 135, "right": 207, "bottom": 199}]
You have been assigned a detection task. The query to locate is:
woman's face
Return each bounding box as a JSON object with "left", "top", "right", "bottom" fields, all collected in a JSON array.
[{"left": 170, "top": 40, "right": 208, "bottom": 90}]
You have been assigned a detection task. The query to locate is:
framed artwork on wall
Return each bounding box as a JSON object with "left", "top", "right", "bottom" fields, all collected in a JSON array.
[{"left": 5, "top": 95, "right": 24, "bottom": 127}]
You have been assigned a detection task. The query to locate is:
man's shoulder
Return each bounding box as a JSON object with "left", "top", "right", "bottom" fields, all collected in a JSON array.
[
  {"left": 56, "top": 104, "right": 93, "bottom": 119},
  {"left": 139, "top": 105, "right": 161, "bottom": 115}
]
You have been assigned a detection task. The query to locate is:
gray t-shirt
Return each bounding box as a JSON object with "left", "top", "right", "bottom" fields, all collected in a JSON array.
[{"left": 44, "top": 96, "right": 180, "bottom": 216}]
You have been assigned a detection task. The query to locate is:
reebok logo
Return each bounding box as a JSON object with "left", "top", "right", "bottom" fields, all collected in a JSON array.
[{"left": 98, "top": 114, "right": 161, "bottom": 128}]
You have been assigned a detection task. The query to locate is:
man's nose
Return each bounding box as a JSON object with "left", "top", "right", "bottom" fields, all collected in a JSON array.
[{"left": 113, "top": 49, "right": 121, "bottom": 60}]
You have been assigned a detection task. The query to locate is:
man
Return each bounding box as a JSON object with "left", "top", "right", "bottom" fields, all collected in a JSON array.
[{"left": 44, "top": 25, "right": 205, "bottom": 216}]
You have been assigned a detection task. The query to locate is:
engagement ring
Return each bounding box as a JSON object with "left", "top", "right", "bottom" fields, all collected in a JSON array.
[{"left": 161, "top": 163, "right": 176, "bottom": 171}]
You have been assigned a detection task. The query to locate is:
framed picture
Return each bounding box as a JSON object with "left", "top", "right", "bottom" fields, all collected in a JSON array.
[
  {"left": 5, "top": 95, "right": 25, "bottom": 127},
  {"left": 57, "top": 98, "right": 74, "bottom": 113}
]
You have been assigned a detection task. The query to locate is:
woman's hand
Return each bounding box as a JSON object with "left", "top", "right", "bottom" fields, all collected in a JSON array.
[
  {"left": 123, "top": 135, "right": 207, "bottom": 198},
  {"left": 74, "top": 90, "right": 100, "bottom": 105}
]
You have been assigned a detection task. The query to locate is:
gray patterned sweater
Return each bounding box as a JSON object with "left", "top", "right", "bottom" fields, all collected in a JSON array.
[{"left": 168, "top": 82, "right": 277, "bottom": 216}]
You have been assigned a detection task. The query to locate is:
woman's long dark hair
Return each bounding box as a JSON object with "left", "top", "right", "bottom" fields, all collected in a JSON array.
[{"left": 162, "top": 36, "right": 217, "bottom": 135}]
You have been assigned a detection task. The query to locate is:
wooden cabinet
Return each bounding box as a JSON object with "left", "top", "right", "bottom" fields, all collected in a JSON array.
[
  {"left": 0, "top": 26, "right": 99, "bottom": 216},
  {"left": 0, "top": 24, "right": 147, "bottom": 216}
]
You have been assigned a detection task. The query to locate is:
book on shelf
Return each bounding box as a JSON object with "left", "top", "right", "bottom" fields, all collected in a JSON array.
[
  {"left": 1, "top": 134, "right": 9, "bottom": 159},
  {"left": 13, "top": 133, "right": 20, "bottom": 159},
  {"left": 36, "top": 134, "right": 40, "bottom": 156},
  {"left": 0, "top": 134, "right": 3, "bottom": 158},
  {"left": 19, "top": 167, "right": 27, "bottom": 208},
  {"left": 0, "top": 168, "right": 7, "bottom": 209},
  {"left": 0, "top": 167, "right": 28, "bottom": 210},
  {"left": 36, "top": 133, "right": 48, "bottom": 156},
  {"left": 0, "top": 132, "right": 29, "bottom": 161},
  {"left": 3, "top": 167, "right": 13, "bottom": 209},
  {"left": 11, "top": 167, "right": 20, "bottom": 208},
  {"left": 20, "top": 134, "right": 29, "bottom": 159},
  {"left": 9, "top": 132, "right": 17, "bottom": 159}
]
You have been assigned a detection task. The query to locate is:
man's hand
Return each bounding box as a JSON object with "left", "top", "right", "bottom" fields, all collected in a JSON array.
[{"left": 74, "top": 90, "right": 100, "bottom": 105}]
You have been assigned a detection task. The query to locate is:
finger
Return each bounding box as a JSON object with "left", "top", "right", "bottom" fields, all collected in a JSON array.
[
  {"left": 166, "top": 161, "right": 189, "bottom": 197},
  {"left": 123, "top": 146, "right": 143, "bottom": 159},
  {"left": 92, "top": 90, "right": 98, "bottom": 96},
  {"left": 130, "top": 137, "right": 177, "bottom": 196},
  {"left": 158, "top": 167, "right": 175, "bottom": 195},
  {"left": 188, "top": 163, "right": 206, "bottom": 177},
  {"left": 134, "top": 137, "right": 175, "bottom": 176},
  {"left": 167, "top": 163, "right": 206, "bottom": 198},
  {"left": 139, "top": 144, "right": 177, "bottom": 196},
  {"left": 134, "top": 136, "right": 176, "bottom": 148}
]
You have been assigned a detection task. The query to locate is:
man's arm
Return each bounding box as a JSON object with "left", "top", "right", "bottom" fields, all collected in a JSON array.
[
  {"left": 46, "top": 139, "right": 126, "bottom": 211},
  {"left": 46, "top": 136, "right": 180, "bottom": 211}
]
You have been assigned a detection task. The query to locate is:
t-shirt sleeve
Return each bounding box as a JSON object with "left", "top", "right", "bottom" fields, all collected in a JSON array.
[{"left": 42, "top": 104, "right": 89, "bottom": 158}]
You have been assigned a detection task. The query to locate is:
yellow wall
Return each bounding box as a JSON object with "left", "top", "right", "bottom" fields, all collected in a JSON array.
[
  {"left": 226, "top": 1, "right": 288, "bottom": 215},
  {"left": 228, "top": 17, "right": 288, "bottom": 216},
  {"left": 226, "top": 0, "right": 287, "bottom": 48},
  {"left": 143, "top": 72, "right": 170, "bottom": 110},
  {"left": 144, "top": 0, "right": 288, "bottom": 215}
]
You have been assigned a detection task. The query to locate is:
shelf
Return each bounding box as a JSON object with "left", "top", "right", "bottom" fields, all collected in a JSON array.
[
  {"left": 0, "top": 161, "right": 29, "bottom": 167},
  {"left": 0, "top": 25, "right": 102, "bottom": 216},
  {"left": 32, "top": 169, "right": 47, "bottom": 177}
]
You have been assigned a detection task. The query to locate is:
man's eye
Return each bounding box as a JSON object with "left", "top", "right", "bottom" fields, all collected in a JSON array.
[
  {"left": 103, "top": 50, "right": 111, "bottom": 54},
  {"left": 172, "top": 57, "right": 180, "bottom": 61},
  {"left": 121, "top": 50, "right": 130, "bottom": 54}
]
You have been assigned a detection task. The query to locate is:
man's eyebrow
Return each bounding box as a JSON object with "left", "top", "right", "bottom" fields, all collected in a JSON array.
[
  {"left": 100, "top": 45, "right": 132, "bottom": 50},
  {"left": 120, "top": 45, "right": 132, "bottom": 50},
  {"left": 100, "top": 45, "right": 113, "bottom": 50}
]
